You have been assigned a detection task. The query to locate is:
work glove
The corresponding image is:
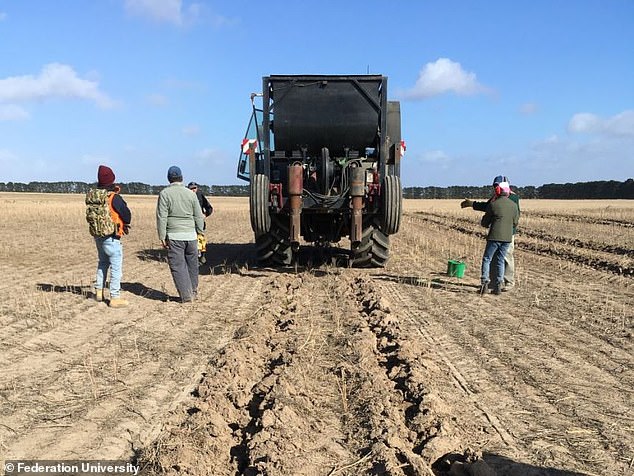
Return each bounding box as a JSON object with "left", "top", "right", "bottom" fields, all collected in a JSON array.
[{"left": 460, "top": 199, "right": 474, "bottom": 209}]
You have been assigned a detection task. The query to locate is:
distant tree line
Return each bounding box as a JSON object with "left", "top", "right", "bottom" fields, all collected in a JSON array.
[
  {"left": 403, "top": 185, "right": 540, "bottom": 199},
  {"left": 404, "top": 179, "right": 633, "bottom": 199},
  {"left": 536, "top": 180, "right": 634, "bottom": 199},
  {"left": 0, "top": 181, "right": 250, "bottom": 196},
  {"left": 0, "top": 179, "right": 632, "bottom": 199}
]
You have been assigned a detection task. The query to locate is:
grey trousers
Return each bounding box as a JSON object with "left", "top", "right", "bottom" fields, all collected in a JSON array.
[{"left": 167, "top": 239, "right": 198, "bottom": 301}]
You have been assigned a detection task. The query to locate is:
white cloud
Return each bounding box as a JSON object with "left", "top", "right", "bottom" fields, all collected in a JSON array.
[
  {"left": 606, "top": 110, "right": 634, "bottom": 136},
  {"left": 124, "top": 0, "right": 205, "bottom": 26},
  {"left": 519, "top": 125, "right": 634, "bottom": 184},
  {"left": 568, "top": 113, "right": 602, "bottom": 134},
  {"left": 568, "top": 110, "right": 634, "bottom": 137},
  {"left": 0, "top": 104, "right": 29, "bottom": 121},
  {"left": 0, "top": 63, "right": 115, "bottom": 109},
  {"left": 402, "top": 58, "right": 489, "bottom": 100}
]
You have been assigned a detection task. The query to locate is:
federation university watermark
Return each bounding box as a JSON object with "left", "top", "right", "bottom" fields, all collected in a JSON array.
[{"left": 3, "top": 461, "right": 139, "bottom": 476}]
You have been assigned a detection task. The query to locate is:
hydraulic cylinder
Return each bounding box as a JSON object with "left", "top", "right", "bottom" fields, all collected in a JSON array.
[
  {"left": 288, "top": 163, "right": 303, "bottom": 246},
  {"left": 350, "top": 166, "right": 365, "bottom": 244}
]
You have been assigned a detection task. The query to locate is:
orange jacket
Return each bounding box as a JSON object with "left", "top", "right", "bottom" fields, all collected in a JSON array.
[{"left": 108, "top": 191, "right": 126, "bottom": 238}]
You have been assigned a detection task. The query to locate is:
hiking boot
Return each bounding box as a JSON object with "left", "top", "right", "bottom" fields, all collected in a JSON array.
[
  {"left": 94, "top": 288, "right": 104, "bottom": 302},
  {"left": 492, "top": 286, "right": 502, "bottom": 295},
  {"left": 109, "top": 297, "right": 129, "bottom": 308}
]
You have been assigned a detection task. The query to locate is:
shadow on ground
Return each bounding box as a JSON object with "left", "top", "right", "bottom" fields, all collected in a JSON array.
[
  {"left": 205, "top": 242, "right": 256, "bottom": 266},
  {"left": 186, "top": 242, "right": 351, "bottom": 277},
  {"left": 138, "top": 243, "right": 256, "bottom": 267},
  {"left": 121, "top": 282, "right": 173, "bottom": 301},
  {"left": 136, "top": 248, "right": 168, "bottom": 263},
  {"left": 37, "top": 282, "right": 176, "bottom": 302},
  {"left": 434, "top": 451, "right": 590, "bottom": 476}
]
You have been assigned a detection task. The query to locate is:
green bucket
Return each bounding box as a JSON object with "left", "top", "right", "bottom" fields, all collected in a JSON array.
[{"left": 447, "top": 259, "right": 466, "bottom": 278}]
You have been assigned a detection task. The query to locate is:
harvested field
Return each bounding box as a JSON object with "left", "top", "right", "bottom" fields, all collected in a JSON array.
[{"left": 0, "top": 193, "right": 633, "bottom": 475}]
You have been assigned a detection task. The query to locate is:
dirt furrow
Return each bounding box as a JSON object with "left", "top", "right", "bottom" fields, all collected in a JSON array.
[
  {"left": 527, "top": 211, "right": 634, "bottom": 229},
  {"left": 410, "top": 212, "right": 634, "bottom": 277},
  {"left": 0, "top": 273, "right": 263, "bottom": 461},
  {"left": 139, "top": 271, "right": 456, "bottom": 475},
  {"left": 374, "top": 276, "right": 634, "bottom": 475},
  {"left": 420, "top": 210, "right": 634, "bottom": 257},
  {"left": 139, "top": 273, "right": 350, "bottom": 475}
]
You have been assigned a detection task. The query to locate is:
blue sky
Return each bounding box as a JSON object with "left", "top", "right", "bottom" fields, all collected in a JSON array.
[{"left": 0, "top": 0, "right": 632, "bottom": 187}]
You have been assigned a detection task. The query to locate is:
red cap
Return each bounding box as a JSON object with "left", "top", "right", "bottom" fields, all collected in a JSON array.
[{"left": 98, "top": 165, "right": 115, "bottom": 187}]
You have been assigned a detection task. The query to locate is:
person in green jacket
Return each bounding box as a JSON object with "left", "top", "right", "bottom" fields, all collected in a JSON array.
[
  {"left": 478, "top": 182, "right": 519, "bottom": 295},
  {"left": 462, "top": 175, "right": 520, "bottom": 290},
  {"left": 157, "top": 166, "right": 205, "bottom": 303}
]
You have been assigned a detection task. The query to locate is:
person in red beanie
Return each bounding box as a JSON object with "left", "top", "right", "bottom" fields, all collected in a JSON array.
[{"left": 85, "top": 165, "right": 132, "bottom": 307}]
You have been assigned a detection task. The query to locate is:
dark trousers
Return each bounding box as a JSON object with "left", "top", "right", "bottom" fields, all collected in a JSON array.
[{"left": 167, "top": 239, "right": 198, "bottom": 301}]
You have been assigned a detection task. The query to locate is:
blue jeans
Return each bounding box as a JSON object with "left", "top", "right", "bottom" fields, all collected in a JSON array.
[
  {"left": 481, "top": 240, "right": 510, "bottom": 287},
  {"left": 95, "top": 236, "right": 123, "bottom": 298}
]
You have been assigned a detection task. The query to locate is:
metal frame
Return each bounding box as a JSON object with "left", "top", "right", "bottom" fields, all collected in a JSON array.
[{"left": 261, "top": 75, "right": 390, "bottom": 180}]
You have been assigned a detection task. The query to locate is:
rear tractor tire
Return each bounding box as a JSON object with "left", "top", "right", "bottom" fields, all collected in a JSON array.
[
  {"left": 381, "top": 175, "right": 402, "bottom": 235},
  {"left": 255, "top": 216, "right": 293, "bottom": 266},
  {"left": 351, "top": 221, "right": 390, "bottom": 268},
  {"left": 250, "top": 174, "right": 271, "bottom": 236}
]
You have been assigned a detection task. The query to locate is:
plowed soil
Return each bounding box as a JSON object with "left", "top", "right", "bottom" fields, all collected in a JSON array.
[{"left": 0, "top": 194, "right": 632, "bottom": 476}]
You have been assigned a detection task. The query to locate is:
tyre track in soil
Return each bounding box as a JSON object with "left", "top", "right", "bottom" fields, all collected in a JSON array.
[
  {"left": 373, "top": 270, "right": 634, "bottom": 475},
  {"left": 411, "top": 212, "right": 634, "bottom": 277},
  {"left": 402, "top": 212, "right": 634, "bottom": 342},
  {"left": 139, "top": 271, "right": 452, "bottom": 475},
  {"left": 0, "top": 257, "right": 96, "bottom": 333},
  {"left": 526, "top": 211, "right": 634, "bottom": 229},
  {"left": 0, "top": 273, "right": 263, "bottom": 461}
]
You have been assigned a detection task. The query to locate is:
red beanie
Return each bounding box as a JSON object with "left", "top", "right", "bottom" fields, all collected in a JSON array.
[{"left": 97, "top": 165, "right": 115, "bottom": 187}]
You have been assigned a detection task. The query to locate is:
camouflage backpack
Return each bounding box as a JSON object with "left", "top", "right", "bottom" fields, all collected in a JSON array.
[{"left": 85, "top": 188, "right": 115, "bottom": 237}]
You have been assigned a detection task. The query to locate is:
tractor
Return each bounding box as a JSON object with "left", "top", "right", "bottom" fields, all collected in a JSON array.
[{"left": 237, "top": 75, "right": 403, "bottom": 267}]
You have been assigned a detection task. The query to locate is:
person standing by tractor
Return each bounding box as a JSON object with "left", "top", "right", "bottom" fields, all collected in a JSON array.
[
  {"left": 187, "top": 182, "right": 213, "bottom": 218},
  {"left": 188, "top": 182, "right": 213, "bottom": 265},
  {"left": 462, "top": 175, "right": 520, "bottom": 290},
  {"left": 478, "top": 182, "right": 519, "bottom": 295},
  {"left": 157, "top": 166, "right": 205, "bottom": 303},
  {"left": 86, "top": 165, "right": 131, "bottom": 308}
]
